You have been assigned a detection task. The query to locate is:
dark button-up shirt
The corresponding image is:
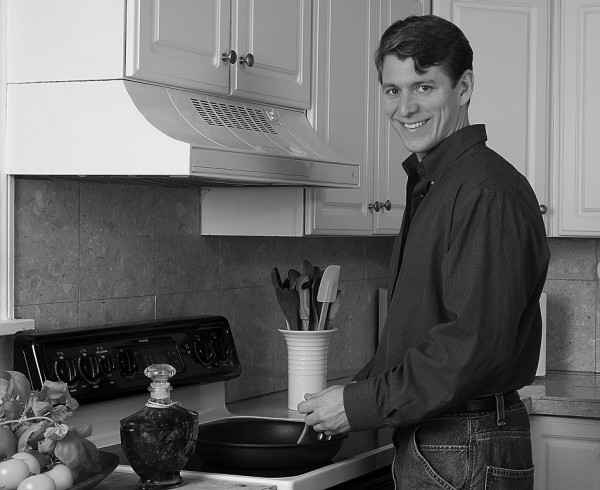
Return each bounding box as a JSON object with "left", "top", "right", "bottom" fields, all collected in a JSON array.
[{"left": 344, "top": 124, "right": 550, "bottom": 431}]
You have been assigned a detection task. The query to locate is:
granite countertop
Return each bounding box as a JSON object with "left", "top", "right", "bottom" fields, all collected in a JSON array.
[{"left": 519, "top": 370, "right": 600, "bottom": 419}]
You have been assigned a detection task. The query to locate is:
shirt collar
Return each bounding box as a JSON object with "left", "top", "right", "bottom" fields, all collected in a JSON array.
[{"left": 402, "top": 124, "right": 488, "bottom": 182}]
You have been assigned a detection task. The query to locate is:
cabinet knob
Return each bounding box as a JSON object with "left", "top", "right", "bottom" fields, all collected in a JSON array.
[
  {"left": 368, "top": 201, "right": 382, "bottom": 212},
  {"left": 539, "top": 204, "right": 548, "bottom": 215},
  {"left": 221, "top": 50, "right": 237, "bottom": 64},
  {"left": 239, "top": 53, "right": 255, "bottom": 67},
  {"left": 368, "top": 200, "right": 392, "bottom": 212}
]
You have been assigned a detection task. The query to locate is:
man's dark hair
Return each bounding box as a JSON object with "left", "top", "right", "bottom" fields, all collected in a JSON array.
[{"left": 375, "top": 15, "right": 473, "bottom": 87}]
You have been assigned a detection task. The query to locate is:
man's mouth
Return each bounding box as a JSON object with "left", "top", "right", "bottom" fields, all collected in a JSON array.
[{"left": 403, "top": 120, "right": 428, "bottom": 130}]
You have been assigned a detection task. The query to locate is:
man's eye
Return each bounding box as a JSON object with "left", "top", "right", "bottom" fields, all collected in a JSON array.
[
  {"left": 417, "top": 85, "right": 431, "bottom": 93},
  {"left": 385, "top": 87, "right": 399, "bottom": 96}
]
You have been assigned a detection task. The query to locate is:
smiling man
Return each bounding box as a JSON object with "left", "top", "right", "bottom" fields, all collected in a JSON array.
[{"left": 298, "top": 15, "right": 550, "bottom": 489}]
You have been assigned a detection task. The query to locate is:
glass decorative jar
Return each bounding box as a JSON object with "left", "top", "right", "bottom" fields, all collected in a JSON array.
[{"left": 120, "top": 364, "right": 199, "bottom": 489}]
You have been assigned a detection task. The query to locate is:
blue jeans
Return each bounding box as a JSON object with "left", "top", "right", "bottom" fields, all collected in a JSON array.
[{"left": 392, "top": 400, "right": 534, "bottom": 489}]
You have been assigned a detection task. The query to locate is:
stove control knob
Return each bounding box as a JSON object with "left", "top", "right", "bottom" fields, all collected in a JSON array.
[
  {"left": 100, "top": 355, "right": 117, "bottom": 375},
  {"left": 79, "top": 354, "right": 101, "bottom": 383},
  {"left": 55, "top": 357, "right": 77, "bottom": 385},
  {"left": 212, "top": 334, "right": 231, "bottom": 362},
  {"left": 116, "top": 349, "right": 139, "bottom": 376},
  {"left": 192, "top": 336, "right": 215, "bottom": 366}
]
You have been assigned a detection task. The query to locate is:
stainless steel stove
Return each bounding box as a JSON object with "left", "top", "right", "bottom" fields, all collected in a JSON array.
[{"left": 13, "top": 316, "right": 393, "bottom": 489}]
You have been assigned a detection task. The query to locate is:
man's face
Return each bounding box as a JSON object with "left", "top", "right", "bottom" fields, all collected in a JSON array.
[{"left": 381, "top": 55, "right": 473, "bottom": 159}]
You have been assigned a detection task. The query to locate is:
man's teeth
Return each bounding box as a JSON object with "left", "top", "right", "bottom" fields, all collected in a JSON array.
[{"left": 404, "top": 120, "right": 427, "bottom": 129}]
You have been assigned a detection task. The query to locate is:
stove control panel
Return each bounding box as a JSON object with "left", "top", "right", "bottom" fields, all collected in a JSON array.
[{"left": 13, "top": 316, "right": 241, "bottom": 404}]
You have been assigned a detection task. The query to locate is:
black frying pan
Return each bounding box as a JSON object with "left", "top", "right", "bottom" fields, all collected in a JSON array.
[{"left": 194, "top": 417, "right": 345, "bottom": 470}]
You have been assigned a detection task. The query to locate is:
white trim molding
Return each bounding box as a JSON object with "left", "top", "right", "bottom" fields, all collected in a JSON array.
[{"left": 0, "top": 0, "right": 33, "bottom": 335}]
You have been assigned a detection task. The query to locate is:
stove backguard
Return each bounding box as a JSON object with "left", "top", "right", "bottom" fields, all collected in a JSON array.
[{"left": 13, "top": 316, "right": 241, "bottom": 404}]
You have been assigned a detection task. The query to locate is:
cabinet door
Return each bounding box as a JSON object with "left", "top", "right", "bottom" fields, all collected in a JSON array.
[
  {"left": 306, "top": 0, "right": 427, "bottom": 236},
  {"left": 433, "top": 0, "right": 550, "bottom": 233},
  {"left": 232, "top": 0, "right": 311, "bottom": 109},
  {"left": 555, "top": 0, "right": 600, "bottom": 235},
  {"left": 531, "top": 415, "right": 600, "bottom": 490},
  {"left": 127, "top": 0, "right": 231, "bottom": 95},
  {"left": 305, "top": 0, "right": 377, "bottom": 235}
]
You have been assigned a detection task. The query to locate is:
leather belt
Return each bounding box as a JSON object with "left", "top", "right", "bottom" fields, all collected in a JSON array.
[{"left": 451, "top": 391, "right": 521, "bottom": 413}]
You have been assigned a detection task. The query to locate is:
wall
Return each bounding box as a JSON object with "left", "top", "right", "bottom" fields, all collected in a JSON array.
[
  {"left": 2, "top": 178, "right": 599, "bottom": 402},
  {"left": 545, "top": 238, "right": 600, "bottom": 373},
  {"left": 2, "top": 178, "right": 392, "bottom": 402}
]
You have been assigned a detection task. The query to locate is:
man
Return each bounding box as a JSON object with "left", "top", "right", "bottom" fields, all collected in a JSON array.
[{"left": 298, "top": 15, "right": 550, "bottom": 489}]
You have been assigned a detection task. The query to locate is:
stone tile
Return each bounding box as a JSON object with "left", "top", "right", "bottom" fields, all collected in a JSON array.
[
  {"left": 221, "top": 236, "right": 277, "bottom": 289},
  {"left": 364, "top": 237, "right": 395, "bottom": 279},
  {"left": 545, "top": 279, "right": 597, "bottom": 372},
  {"left": 221, "top": 287, "right": 278, "bottom": 402},
  {"left": 598, "top": 298, "right": 600, "bottom": 374},
  {"left": 80, "top": 235, "right": 155, "bottom": 300},
  {"left": 327, "top": 280, "right": 377, "bottom": 379},
  {"left": 276, "top": 236, "right": 365, "bottom": 281},
  {"left": 79, "top": 297, "right": 155, "bottom": 328},
  {"left": 156, "top": 290, "right": 221, "bottom": 319},
  {"left": 80, "top": 182, "right": 155, "bottom": 236},
  {"left": 156, "top": 187, "right": 200, "bottom": 236},
  {"left": 80, "top": 183, "right": 156, "bottom": 300},
  {"left": 546, "top": 237, "right": 597, "bottom": 280},
  {"left": 155, "top": 235, "right": 219, "bottom": 294},
  {"left": 14, "top": 302, "right": 79, "bottom": 331},
  {"left": 14, "top": 178, "right": 79, "bottom": 306}
]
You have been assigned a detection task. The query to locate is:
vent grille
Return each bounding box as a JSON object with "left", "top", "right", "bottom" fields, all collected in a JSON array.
[{"left": 191, "top": 98, "right": 277, "bottom": 135}]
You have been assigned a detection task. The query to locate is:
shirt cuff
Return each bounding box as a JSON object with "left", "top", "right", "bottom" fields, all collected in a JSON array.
[{"left": 344, "top": 378, "right": 385, "bottom": 431}]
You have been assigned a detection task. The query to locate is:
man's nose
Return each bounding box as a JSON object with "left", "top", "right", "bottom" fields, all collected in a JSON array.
[{"left": 398, "top": 92, "right": 417, "bottom": 116}]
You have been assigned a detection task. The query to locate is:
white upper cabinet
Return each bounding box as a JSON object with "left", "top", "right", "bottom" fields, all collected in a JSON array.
[
  {"left": 8, "top": 0, "right": 311, "bottom": 109},
  {"left": 305, "top": 0, "right": 429, "bottom": 236},
  {"left": 433, "top": 0, "right": 551, "bottom": 233},
  {"left": 554, "top": 0, "right": 600, "bottom": 236},
  {"left": 127, "top": 0, "right": 232, "bottom": 96},
  {"left": 128, "top": 0, "right": 312, "bottom": 109}
]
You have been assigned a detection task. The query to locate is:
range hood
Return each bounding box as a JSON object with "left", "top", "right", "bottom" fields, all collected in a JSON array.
[{"left": 6, "top": 79, "right": 359, "bottom": 188}]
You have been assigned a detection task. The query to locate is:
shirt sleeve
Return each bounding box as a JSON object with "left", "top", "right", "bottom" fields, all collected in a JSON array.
[{"left": 344, "top": 183, "right": 545, "bottom": 431}]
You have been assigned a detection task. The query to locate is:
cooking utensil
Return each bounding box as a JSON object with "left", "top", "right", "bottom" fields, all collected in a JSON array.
[
  {"left": 316, "top": 265, "right": 340, "bottom": 331},
  {"left": 195, "top": 418, "right": 345, "bottom": 470},
  {"left": 288, "top": 268, "right": 301, "bottom": 289},
  {"left": 311, "top": 275, "right": 322, "bottom": 329},
  {"left": 303, "top": 259, "right": 315, "bottom": 282},
  {"left": 276, "top": 288, "right": 299, "bottom": 331},
  {"left": 296, "top": 274, "right": 311, "bottom": 331},
  {"left": 271, "top": 266, "right": 284, "bottom": 290},
  {"left": 296, "top": 423, "right": 332, "bottom": 445}
]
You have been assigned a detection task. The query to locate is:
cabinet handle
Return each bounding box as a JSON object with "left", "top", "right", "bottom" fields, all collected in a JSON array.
[
  {"left": 368, "top": 201, "right": 382, "bottom": 212},
  {"left": 539, "top": 204, "right": 548, "bottom": 215},
  {"left": 368, "top": 200, "right": 392, "bottom": 212},
  {"left": 239, "top": 53, "right": 255, "bottom": 67},
  {"left": 221, "top": 50, "right": 237, "bottom": 64}
]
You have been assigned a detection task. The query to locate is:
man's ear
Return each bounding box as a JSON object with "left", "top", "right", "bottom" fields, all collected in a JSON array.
[{"left": 458, "top": 69, "right": 474, "bottom": 105}]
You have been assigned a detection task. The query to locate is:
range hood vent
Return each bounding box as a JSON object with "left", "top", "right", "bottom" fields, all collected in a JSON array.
[
  {"left": 6, "top": 80, "right": 359, "bottom": 188},
  {"left": 191, "top": 99, "right": 277, "bottom": 135}
]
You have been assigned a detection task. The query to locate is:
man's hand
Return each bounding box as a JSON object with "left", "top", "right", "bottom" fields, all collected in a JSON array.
[{"left": 297, "top": 385, "right": 351, "bottom": 436}]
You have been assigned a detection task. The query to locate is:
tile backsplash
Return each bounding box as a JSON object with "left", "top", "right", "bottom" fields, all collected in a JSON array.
[
  {"left": 5, "top": 178, "right": 391, "bottom": 402},
  {"left": 3, "top": 178, "right": 600, "bottom": 402}
]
